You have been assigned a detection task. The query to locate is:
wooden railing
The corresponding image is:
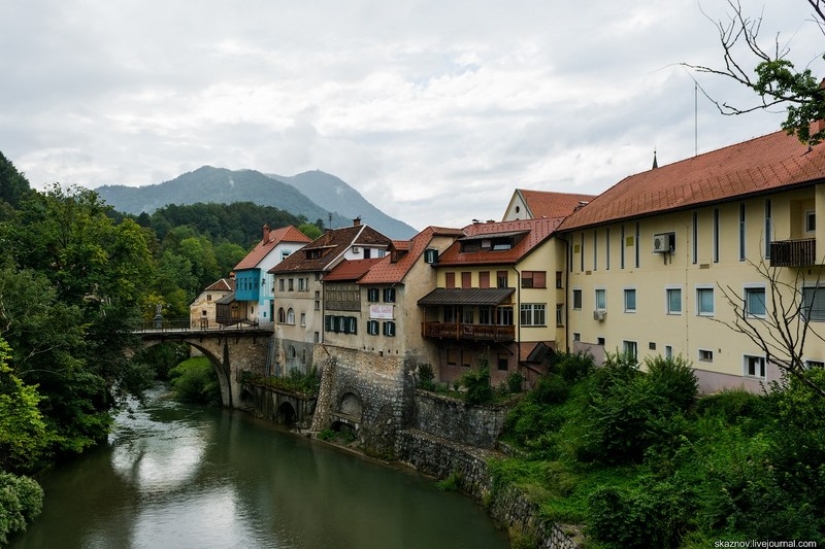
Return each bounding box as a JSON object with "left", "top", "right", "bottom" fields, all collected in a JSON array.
[
  {"left": 770, "top": 239, "right": 816, "bottom": 267},
  {"left": 421, "top": 321, "right": 515, "bottom": 342}
]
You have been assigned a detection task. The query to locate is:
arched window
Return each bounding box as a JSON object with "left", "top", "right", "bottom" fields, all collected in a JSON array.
[
  {"left": 278, "top": 308, "right": 286, "bottom": 323},
  {"left": 287, "top": 308, "right": 295, "bottom": 325}
]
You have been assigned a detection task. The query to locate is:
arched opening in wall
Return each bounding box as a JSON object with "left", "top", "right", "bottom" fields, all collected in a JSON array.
[
  {"left": 276, "top": 401, "right": 296, "bottom": 425},
  {"left": 330, "top": 420, "right": 357, "bottom": 437},
  {"left": 338, "top": 392, "right": 363, "bottom": 419},
  {"left": 239, "top": 388, "right": 254, "bottom": 408}
]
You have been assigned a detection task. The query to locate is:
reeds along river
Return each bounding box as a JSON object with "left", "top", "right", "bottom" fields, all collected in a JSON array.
[{"left": 10, "top": 386, "right": 509, "bottom": 549}]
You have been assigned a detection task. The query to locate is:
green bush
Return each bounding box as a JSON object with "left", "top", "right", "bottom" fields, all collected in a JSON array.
[
  {"left": 506, "top": 371, "right": 524, "bottom": 393},
  {"left": 554, "top": 351, "right": 594, "bottom": 383},
  {"left": 0, "top": 472, "right": 43, "bottom": 544},
  {"left": 461, "top": 362, "right": 493, "bottom": 405},
  {"left": 416, "top": 363, "right": 436, "bottom": 391},
  {"left": 695, "top": 388, "right": 764, "bottom": 422},
  {"left": 579, "top": 354, "right": 696, "bottom": 465},
  {"left": 532, "top": 374, "right": 569, "bottom": 405},
  {"left": 643, "top": 354, "right": 698, "bottom": 412},
  {"left": 169, "top": 357, "right": 221, "bottom": 405},
  {"left": 588, "top": 478, "right": 696, "bottom": 549}
]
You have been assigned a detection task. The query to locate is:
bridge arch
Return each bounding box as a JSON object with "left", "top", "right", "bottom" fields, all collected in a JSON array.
[{"left": 140, "top": 340, "right": 232, "bottom": 408}]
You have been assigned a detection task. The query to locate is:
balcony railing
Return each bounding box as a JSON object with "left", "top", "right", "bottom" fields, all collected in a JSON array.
[
  {"left": 421, "top": 321, "right": 515, "bottom": 342},
  {"left": 770, "top": 239, "right": 816, "bottom": 267}
]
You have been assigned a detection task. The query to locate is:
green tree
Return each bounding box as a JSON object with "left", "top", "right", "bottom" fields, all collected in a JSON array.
[
  {"left": 0, "top": 337, "right": 48, "bottom": 473},
  {"left": 1, "top": 185, "right": 154, "bottom": 455},
  {"left": 298, "top": 222, "right": 323, "bottom": 240},
  {"left": 685, "top": 0, "right": 825, "bottom": 144},
  {"left": 0, "top": 151, "right": 31, "bottom": 209}
]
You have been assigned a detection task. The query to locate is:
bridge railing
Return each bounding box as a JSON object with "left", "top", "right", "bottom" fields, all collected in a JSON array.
[{"left": 135, "top": 318, "right": 275, "bottom": 333}]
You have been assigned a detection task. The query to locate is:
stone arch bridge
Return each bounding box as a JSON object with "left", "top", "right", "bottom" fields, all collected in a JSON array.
[{"left": 136, "top": 325, "right": 316, "bottom": 425}]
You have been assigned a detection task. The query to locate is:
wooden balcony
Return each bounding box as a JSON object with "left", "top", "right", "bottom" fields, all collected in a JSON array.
[
  {"left": 770, "top": 239, "right": 816, "bottom": 267},
  {"left": 421, "top": 321, "right": 515, "bottom": 342}
]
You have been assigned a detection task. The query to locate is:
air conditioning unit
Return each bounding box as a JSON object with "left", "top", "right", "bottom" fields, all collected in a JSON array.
[
  {"left": 352, "top": 246, "right": 361, "bottom": 254},
  {"left": 593, "top": 309, "right": 606, "bottom": 321},
  {"left": 653, "top": 233, "right": 675, "bottom": 253}
]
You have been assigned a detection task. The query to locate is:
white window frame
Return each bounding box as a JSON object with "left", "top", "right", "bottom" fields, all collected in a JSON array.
[
  {"left": 802, "top": 284, "right": 825, "bottom": 321},
  {"left": 743, "top": 284, "right": 767, "bottom": 318},
  {"left": 696, "top": 286, "right": 715, "bottom": 316},
  {"left": 743, "top": 354, "right": 766, "bottom": 379},
  {"left": 665, "top": 286, "right": 682, "bottom": 315},
  {"left": 520, "top": 303, "right": 547, "bottom": 326},
  {"left": 572, "top": 288, "right": 582, "bottom": 310},
  {"left": 664, "top": 345, "right": 673, "bottom": 359},
  {"left": 623, "top": 288, "right": 636, "bottom": 313},
  {"left": 805, "top": 359, "right": 825, "bottom": 370},
  {"left": 595, "top": 288, "right": 606, "bottom": 310},
  {"left": 698, "top": 348, "right": 714, "bottom": 363},
  {"left": 805, "top": 210, "right": 816, "bottom": 234},
  {"left": 623, "top": 340, "right": 638, "bottom": 361}
]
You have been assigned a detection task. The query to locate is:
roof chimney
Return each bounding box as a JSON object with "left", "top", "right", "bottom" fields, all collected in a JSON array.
[
  {"left": 353, "top": 216, "right": 361, "bottom": 226},
  {"left": 262, "top": 223, "right": 271, "bottom": 242}
]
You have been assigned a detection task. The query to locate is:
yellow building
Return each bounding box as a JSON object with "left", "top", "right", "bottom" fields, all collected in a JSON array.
[
  {"left": 557, "top": 130, "right": 825, "bottom": 393},
  {"left": 418, "top": 218, "right": 568, "bottom": 387}
]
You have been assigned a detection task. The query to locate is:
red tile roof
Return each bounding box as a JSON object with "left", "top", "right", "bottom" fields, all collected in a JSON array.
[
  {"left": 269, "top": 223, "right": 392, "bottom": 274},
  {"left": 437, "top": 218, "right": 562, "bottom": 266},
  {"left": 324, "top": 258, "right": 383, "bottom": 282},
  {"left": 518, "top": 189, "right": 597, "bottom": 219},
  {"left": 359, "top": 226, "right": 464, "bottom": 284},
  {"left": 234, "top": 225, "right": 311, "bottom": 270},
  {"left": 559, "top": 130, "right": 825, "bottom": 231},
  {"left": 204, "top": 278, "right": 235, "bottom": 292}
]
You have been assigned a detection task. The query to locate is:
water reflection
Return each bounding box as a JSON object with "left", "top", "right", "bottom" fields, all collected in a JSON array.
[{"left": 11, "top": 387, "right": 509, "bottom": 549}]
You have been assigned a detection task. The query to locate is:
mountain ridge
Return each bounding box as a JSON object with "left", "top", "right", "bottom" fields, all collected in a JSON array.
[{"left": 94, "top": 167, "right": 417, "bottom": 239}]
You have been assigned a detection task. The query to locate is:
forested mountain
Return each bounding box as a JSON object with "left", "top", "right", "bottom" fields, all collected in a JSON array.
[
  {"left": 268, "top": 170, "right": 417, "bottom": 239},
  {"left": 95, "top": 167, "right": 417, "bottom": 239}
]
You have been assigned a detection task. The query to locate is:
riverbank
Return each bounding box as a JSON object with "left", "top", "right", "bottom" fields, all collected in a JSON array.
[{"left": 302, "top": 389, "right": 582, "bottom": 549}]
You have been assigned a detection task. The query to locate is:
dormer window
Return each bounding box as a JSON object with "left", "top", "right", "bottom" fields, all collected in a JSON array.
[
  {"left": 306, "top": 249, "right": 322, "bottom": 260},
  {"left": 491, "top": 238, "right": 513, "bottom": 250},
  {"left": 460, "top": 241, "right": 481, "bottom": 253}
]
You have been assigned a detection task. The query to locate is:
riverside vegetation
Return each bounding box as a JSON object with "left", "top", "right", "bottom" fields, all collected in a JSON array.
[
  {"left": 0, "top": 152, "right": 325, "bottom": 542},
  {"left": 492, "top": 351, "right": 825, "bottom": 548}
]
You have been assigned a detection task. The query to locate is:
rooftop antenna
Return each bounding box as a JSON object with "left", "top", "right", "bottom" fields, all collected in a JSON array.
[
  {"left": 694, "top": 82, "right": 698, "bottom": 157},
  {"left": 328, "top": 212, "right": 333, "bottom": 229}
]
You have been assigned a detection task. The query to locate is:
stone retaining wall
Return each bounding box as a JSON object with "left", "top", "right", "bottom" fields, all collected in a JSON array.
[
  {"left": 410, "top": 391, "right": 509, "bottom": 449},
  {"left": 397, "top": 428, "right": 580, "bottom": 549}
]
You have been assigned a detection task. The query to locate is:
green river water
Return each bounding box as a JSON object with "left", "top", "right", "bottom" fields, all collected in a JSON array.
[{"left": 9, "top": 386, "right": 510, "bottom": 549}]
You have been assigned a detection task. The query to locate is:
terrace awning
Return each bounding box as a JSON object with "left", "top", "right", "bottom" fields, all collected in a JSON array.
[{"left": 417, "top": 288, "right": 514, "bottom": 307}]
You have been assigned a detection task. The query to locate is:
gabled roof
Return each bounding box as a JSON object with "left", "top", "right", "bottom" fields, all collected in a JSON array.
[
  {"left": 234, "top": 225, "right": 311, "bottom": 271},
  {"left": 436, "top": 218, "right": 562, "bottom": 267},
  {"left": 204, "top": 278, "right": 235, "bottom": 292},
  {"left": 359, "top": 226, "right": 464, "bottom": 284},
  {"left": 558, "top": 130, "right": 825, "bottom": 231},
  {"left": 324, "top": 258, "right": 383, "bottom": 282},
  {"left": 269, "top": 223, "right": 392, "bottom": 275},
  {"left": 513, "top": 189, "right": 597, "bottom": 219}
]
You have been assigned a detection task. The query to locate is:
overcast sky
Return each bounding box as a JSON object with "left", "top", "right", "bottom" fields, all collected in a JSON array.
[{"left": 2, "top": 1, "right": 823, "bottom": 229}]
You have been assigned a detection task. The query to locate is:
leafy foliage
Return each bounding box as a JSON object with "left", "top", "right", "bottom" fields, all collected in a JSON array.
[
  {"left": 497, "top": 354, "right": 825, "bottom": 547},
  {"left": 169, "top": 357, "right": 222, "bottom": 406},
  {"left": 416, "top": 363, "right": 436, "bottom": 391},
  {"left": 460, "top": 360, "right": 494, "bottom": 405},
  {"left": 0, "top": 471, "right": 43, "bottom": 544},
  {"left": 0, "top": 338, "right": 48, "bottom": 473}
]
